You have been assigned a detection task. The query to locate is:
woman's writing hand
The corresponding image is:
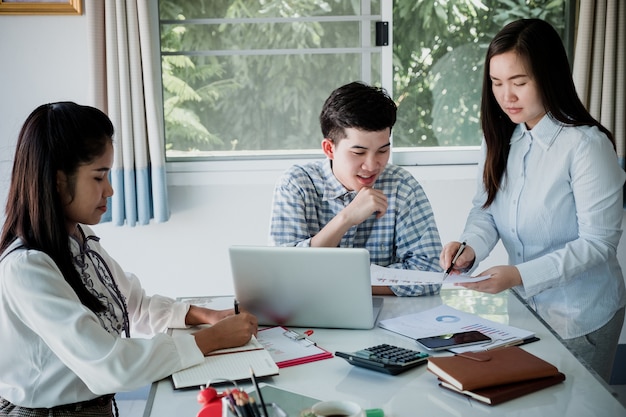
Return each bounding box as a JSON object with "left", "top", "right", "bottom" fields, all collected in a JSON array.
[
  {"left": 193, "top": 312, "right": 258, "bottom": 355},
  {"left": 439, "top": 241, "right": 476, "bottom": 275}
]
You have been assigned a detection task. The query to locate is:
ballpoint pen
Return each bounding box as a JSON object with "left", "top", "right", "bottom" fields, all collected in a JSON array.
[
  {"left": 443, "top": 241, "right": 466, "bottom": 281},
  {"left": 250, "top": 367, "right": 269, "bottom": 417}
]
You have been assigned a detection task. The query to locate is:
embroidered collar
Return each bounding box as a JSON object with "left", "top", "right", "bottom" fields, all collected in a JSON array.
[{"left": 71, "top": 225, "right": 130, "bottom": 338}]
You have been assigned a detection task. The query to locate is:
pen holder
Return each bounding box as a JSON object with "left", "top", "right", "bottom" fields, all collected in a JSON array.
[
  {"left": 197, "top": 379, "right": 288, "bottom": 417},
  {"left": 225, "top": 402, "right": 287, "bottom": 417},
  {"left": 196, "top": 379, "right": 239, "bottom": 417}
]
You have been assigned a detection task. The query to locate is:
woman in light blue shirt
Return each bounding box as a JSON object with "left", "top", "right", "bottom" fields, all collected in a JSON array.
[{"left": 440, "top": 19, "right": 626, "bottom": 382}]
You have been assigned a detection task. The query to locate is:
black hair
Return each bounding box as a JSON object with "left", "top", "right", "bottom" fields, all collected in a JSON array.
[
  {"left": 319, "top": 81, "right": 397, "bottom": 141},
  {"left": 0, "top": 102, "right": 114, "bottom": 313},
  {"left": 480, "top": 19, "right": 614, "bottom": 207}
]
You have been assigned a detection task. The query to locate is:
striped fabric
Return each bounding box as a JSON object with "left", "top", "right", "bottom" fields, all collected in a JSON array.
[
  {"left": 0, "top": 396, "right": 116, "bottom": 417},
  {"left": 95, "top": 0, "right": 170, "bottom": 226}
]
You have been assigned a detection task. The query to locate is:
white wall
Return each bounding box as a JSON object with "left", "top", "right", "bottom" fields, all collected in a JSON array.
[
  {"left": 91, "top": 164, "right": 491, "bottom": 298},
  {"left": 1, "top": 11, "right": 625, "bottom": 343}
]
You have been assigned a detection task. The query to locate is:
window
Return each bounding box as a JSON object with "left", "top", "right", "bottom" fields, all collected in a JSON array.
[{"left": 158, "top": 0, "right": 571, "bottom": 164}]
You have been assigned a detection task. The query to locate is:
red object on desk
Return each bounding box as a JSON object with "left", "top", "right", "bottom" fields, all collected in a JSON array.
[{"left": 197, "top": 387, "right": 226, "bottom": 417}]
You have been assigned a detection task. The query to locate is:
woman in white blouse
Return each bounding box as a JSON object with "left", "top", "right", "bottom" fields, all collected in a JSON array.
[{"left": 0, "top": 102, "right": 258, "bottom": 416}]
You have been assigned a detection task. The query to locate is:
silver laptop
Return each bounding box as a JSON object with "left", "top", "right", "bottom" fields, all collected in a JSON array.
[{"left": 229, "top": 245, "right": 383, "bottom": 329}]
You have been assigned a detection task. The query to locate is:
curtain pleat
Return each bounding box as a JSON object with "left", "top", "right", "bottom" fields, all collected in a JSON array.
[
  {"left": 95, "top": 0, "right": 169, "bottom": 226},
  {"left": 137, "top": 0, "right": 170, "bottom": 223},
  {"left": 615, "top": 1, "right": 626, "bottom": 171},
  {"left": 573, "top": 0, "right": 625, "bottom": 204}
]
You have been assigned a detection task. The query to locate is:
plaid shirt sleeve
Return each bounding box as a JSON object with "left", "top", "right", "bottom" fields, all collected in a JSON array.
[
  {"left": 268, "top": 165, "right": 317, "bottom": 247},
  {"left": 383, "top": 167, "right": 443, "bottom": 296}
]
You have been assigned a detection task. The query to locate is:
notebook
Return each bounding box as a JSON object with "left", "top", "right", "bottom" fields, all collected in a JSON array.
[
  {"left": 229, "top": 245, "right": 383, "bottom": 329},
  {"left": 426, "top": 346, "right": 561, "bottom": 391},
  {"left": 169, "top": 328, "right": 279, "bottom": 389}
]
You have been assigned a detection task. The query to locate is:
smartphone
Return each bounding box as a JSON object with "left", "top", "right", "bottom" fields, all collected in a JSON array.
[{"left": 416, "top": 330, "right": 492, "bottom": 351}]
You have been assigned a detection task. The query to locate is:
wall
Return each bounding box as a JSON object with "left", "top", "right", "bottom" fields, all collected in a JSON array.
[
  {"left": 1, "top": 9, "right": 625, "bottom": 349},
  {"left": 0, "top": 15, "right": 94, "bottom": 194},
  {"left": 92, "top": 164, "right": 490, "bottom": 297}
]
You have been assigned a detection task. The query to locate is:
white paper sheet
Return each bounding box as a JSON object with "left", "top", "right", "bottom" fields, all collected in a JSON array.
[
  {"left": 171, "top": 348, "right": 279, "bottom": 389},
  {"left": 378, "top": 304, "right": 535, "bottom": 353},
  {"left": 370, "top": 264, "right": 490, "bottom": 287}
]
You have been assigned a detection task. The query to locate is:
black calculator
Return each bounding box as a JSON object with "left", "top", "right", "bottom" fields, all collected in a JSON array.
[{"left": 335, "top": 344, "right": 429, "bottom": 375}]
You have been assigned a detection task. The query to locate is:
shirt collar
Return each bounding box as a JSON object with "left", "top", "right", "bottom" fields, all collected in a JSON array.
[
  {"left": 511, "top": 113, "right": 563, "bottom": 149},
  {"left": 320, "top": 158, "right": 356, "bottom": 201}
]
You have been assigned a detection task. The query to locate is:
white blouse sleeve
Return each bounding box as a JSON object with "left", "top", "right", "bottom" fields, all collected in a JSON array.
[{"left": 1, "top": 247, "right": 204, "bottom": 395}]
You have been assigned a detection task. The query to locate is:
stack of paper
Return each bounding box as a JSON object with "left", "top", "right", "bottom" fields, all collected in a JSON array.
[
  {"left": 378, "top": 304, "right": 536, "bottom": 352},
  {"left": 427, "top": 346, "right": 565, "bottom": 405}
]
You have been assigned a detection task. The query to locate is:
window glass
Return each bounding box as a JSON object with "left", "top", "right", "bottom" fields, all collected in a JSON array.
[
  {"left": 391, "top": 0, "right": 569, "bottom": 149},
  {"left": 159, "top": 0, "right": 569, "bottom": 161},
  {"left": 160, "top": 0, "right": 382, "bottom": 159}
]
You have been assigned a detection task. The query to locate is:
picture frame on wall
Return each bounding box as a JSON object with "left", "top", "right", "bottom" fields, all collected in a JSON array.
[{"left": 0, "top": 0, "right": 82, "bottom": 15}]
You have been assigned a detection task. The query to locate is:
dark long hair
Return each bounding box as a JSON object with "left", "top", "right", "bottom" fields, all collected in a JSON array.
[
  {"left": 480, "top": 19, "right": 615, "bottom": 207},
  {"left": 0, "top": 102, "right": 114, "bottom": 313}
]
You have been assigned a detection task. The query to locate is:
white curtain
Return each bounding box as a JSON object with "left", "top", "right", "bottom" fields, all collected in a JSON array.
[
  {"left": 572, "top": 0, "right": 625, "bottom": 177},
  {"left": 90, "top": 0, "right": 169, "bottom": 226}
]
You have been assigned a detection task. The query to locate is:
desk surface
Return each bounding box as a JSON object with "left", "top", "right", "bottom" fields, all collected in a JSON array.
[{"left": 143, "top": 290, "right": 624, "bottom": 417}]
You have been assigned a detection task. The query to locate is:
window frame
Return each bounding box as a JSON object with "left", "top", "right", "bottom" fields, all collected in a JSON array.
[{"left": 161, "top": 0, "right": 576, "bottom": 176}]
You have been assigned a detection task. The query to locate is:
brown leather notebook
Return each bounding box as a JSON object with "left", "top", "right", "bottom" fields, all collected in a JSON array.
[
  {"left": 439, "top": 372, "right": 566, "bottom": 405},
  {"left": 427, "top": 346, "right": 561, "bottom": 391}
]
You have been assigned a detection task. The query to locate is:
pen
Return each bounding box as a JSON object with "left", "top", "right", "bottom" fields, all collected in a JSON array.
[
  {"left": 248, "top": 396, "right": 262, "bottom": 417},
  {"left": 234, "top": 299, "right": 240, "bottom": 315},
  {"left": 293, "top": 329, "right": 314, "bottom": 340},
  {"left": 250, "top": 367, "right": 268, "bottom": 417},
  {"left": 443, "top": 241, "right": 466, "bottom": 281}
]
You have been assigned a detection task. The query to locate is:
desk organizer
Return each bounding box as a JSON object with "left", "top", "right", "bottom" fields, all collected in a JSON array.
[
  {"left": 226, "top": 402, "right": 287, "bottom": 417},
  {"left": 197, "top": 378, "right": 288, "bottom": 417}
]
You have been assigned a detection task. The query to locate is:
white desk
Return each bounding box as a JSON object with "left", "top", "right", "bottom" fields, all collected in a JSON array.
[{"left": 143, "top": 290, "right": 625, "bottom": 417}]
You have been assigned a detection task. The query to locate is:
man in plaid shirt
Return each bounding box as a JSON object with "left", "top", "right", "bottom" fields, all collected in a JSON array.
[{"left": 269, "top": 82, "right": 443, "bottom": 296}]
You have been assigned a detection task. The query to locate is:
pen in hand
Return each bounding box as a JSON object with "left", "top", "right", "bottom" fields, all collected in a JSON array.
[
  {"left": 443, "top": 241, "right": 467, "bottom": 281},
  {"left": 234, "top": 299, "right": 240, "bottom": 315}
]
